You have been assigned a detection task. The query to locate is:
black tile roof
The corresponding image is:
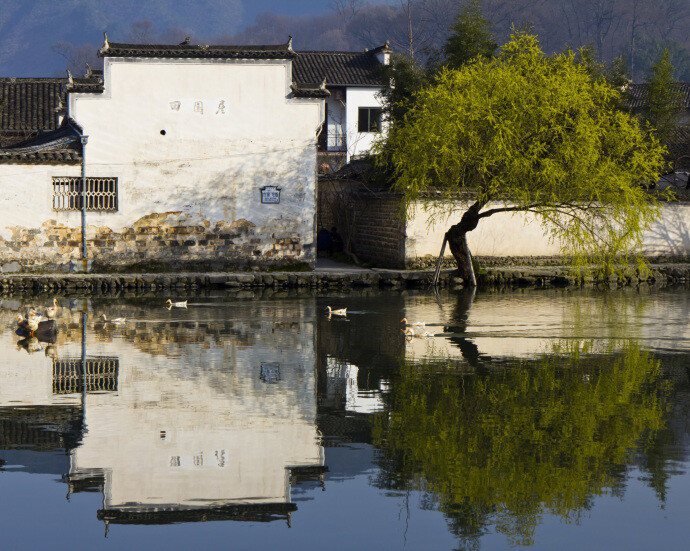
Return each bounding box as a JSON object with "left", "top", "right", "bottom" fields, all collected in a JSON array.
[
  {"left": 625, "top": 82, "right": 690, "bottom": 110},
  {"left": 0, "top": 119, "right": 82, "bottom": 164},
  {"left": 0, "top": 78, "right": 66, "bottom": 132},
  {"left": 97, "top": 502, "right": 297, "bottom": 524},
  {"left": 100, "top": 37, "right": 296, "bottom": 60},
  {"left": 293, "top": 50, "right": 385, "bottom": 87},
  {"left": 291, "top": 82, "right": 330, "bottom": 98},
  {"left": 66, "top": 74, "right": 104, "bottom": 95}
]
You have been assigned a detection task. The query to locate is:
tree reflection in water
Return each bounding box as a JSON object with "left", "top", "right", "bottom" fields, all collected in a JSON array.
[{"left": 373, "top": 315, "right": 672, "bottom": 547}]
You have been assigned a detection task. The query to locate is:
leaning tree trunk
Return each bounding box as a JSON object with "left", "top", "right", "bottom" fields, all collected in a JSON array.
[{"left": 445, "top": 202, "right": 482, "bottom": 285}]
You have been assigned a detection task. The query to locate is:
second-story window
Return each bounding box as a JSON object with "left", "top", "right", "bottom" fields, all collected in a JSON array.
[{"left": 358, "top": 107, "right": 382, "bottom": 133}]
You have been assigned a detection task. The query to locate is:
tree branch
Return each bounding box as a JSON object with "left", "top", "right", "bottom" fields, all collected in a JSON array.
[{"left": 477, "top": 203, "right": 548, "bottom": 218}]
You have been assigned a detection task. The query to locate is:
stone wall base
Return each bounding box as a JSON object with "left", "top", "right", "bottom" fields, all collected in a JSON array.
[
  {"left": 0, "top": 214, "right": 313, "bottom": 273},
  {"left": 0, "top": 263, "right": 689, "bottom": 297},
  {"left": 407, "top": 254, "right": 690, "bottom": 270}
]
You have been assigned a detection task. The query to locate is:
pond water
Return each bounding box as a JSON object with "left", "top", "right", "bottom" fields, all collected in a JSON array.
[{"left": 1, "top": 286, "right": 690, "bottom": 550}]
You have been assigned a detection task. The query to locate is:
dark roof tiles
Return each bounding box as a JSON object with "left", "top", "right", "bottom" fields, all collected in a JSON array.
[
  {"left": 0, "top": 120, "right": 82, "bottom": 165},
  {"left": 0, "top": 78, "right": 66, "bottom": 132},
  {"left": 291, "top": 82, "right": 330, "bottom": 98},
  {"left": 67, "top": 76, "right": 104, "bottom": 94},
  {"left": 0, "top": 150, "right": 81, "bottom": 163},
  {"left": 100, "top": 41, "right": 296, "bottom": 60},
  {"left": 293, "top": 51, "right": 384, "bottom": 87},
  {"left": 626, "top": 82, "right": 690, "bottom": 110}
]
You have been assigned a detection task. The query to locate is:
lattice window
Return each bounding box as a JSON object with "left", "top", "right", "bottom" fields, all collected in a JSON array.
[
  {"left": 52, "top": 177, "right": 118, "bottom": 212},
  {"left": 52, "top": 357, "right": 119, "bottom": 394}
]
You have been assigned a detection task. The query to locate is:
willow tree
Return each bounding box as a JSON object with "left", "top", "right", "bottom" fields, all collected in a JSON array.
[
  {"left": 371, "top": 344, "right": 669, "bottom": 547},
  {"left": 379, "top": 33, "right": 667, "bottom": 281}
]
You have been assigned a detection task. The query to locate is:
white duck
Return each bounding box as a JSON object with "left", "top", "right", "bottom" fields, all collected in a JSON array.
[
  {"left": 166, "top": 299, "right": 188, "bottom": 309},
  {"left": 401, "top": 317, "right": 425, "bottom": 327},
  {"left": 401, "top": 327, "right": 436, "bottom": 339},
  {"left": 25, "top": 309, "right": 45, "bottom": 322},
  {"left": 100, "top": 313, "right": 126, "bottom": 325},
  {"left": 16, "top": 313, "right": 40, "bottom": 334},
  {"left": 326, "top": 306, "right": 347, "bottom": 316},
  {"left": 45, "top": 298, "right": 59, "bottom": 320}
]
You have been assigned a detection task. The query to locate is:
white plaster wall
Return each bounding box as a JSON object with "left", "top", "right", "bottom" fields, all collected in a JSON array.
[
  {"left": 64, "top": 57, "right": 322, "bottom": 263},
  {"left": 71, "top": 57, "right": 321, "bottom": 229},
  {"left": 0, "top": 165, "right": 81, "bottom": 241},
  {"left": 405, "top": 201, "right": 690, "bottom": 260},
  {"left": 345, "top": 87, "right": 386, "bottom": 161},
  {"left": 69, "top": 303, "right": 321, "bottom": 509}
]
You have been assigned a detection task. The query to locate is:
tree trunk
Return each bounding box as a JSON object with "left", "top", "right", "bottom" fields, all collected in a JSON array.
[{"left": 445, "top": 202, "right": 482, "bottom": 284}]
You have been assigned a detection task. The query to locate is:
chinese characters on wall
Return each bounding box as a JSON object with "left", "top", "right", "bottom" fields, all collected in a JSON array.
[{"left": 168, "top": 99, "right": 228, "bottom": 116}]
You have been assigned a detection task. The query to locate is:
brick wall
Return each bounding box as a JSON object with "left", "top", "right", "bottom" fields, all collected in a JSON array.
[
  {"left": 0, "top": 214, "right": 310, "bottom": 273},
  {"left": 318, "top": 179, "right": 406, "bottom": 268}
]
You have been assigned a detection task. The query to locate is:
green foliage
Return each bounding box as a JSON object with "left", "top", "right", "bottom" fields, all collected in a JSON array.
[
  {"left": 643, "top": 49, "right": 683, "bottom": 143},
  {"left": 378, "top": 33, "right": 667, "bottom": 274},
  {"left": 443, "top": 0, "right": 497, "bottom": 70},
  {"left": 380, "top": 0, "right": 497, "bottom": 128},
  {"left": 371, "top": 344, "right": 669, "bottom": 547},
  {"left": 379, "top": 53, "right": 431, "bottom": 126}
]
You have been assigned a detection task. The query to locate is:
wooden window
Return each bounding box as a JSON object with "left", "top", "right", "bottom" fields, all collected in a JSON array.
[
  {"left": 358, "top": 107, "right": 382, "bottom": 132},
  {"left": 52, "top": 177, "right": 118, "bottom": 212}
]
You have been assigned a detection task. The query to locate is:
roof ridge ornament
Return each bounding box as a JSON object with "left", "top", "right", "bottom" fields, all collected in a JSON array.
[
  {"left": 103, "top": 32, "right": 109, "bottom": 51},
  {"left": 180, "top": 37, "right": 190, "bottom": 45},
  {"left": 66, "top": 70, "right": 74, "bottom": 87},
  {"left": 320, "top": 77, "right": 327, "bottom": 91},
  {"left": 54, "top": 97, "right": 65, "bottom": 115},
  {"left": 287, "top": 36, "right": 293, "bottom": 52},
  {"left": 85, "top": 62, "right": 92, "bottom": 78}
]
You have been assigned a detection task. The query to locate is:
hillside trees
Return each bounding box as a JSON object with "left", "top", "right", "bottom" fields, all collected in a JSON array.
[
  {"left": 381, "top": 0, "right": 497, "bottom": 127},
  {"left": 378, "top": 33, "right": 666, "bottom": 280},
  {"left": 443, "top": 0, "right": 497, "bottom": 69}
]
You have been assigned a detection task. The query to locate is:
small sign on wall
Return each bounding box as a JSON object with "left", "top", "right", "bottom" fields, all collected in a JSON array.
[
  {"left": 260, "top": 362, "right": 280, "bottom": 383},
  {"left": 260, "top": 186, "right": 281, "bottom": 204}
]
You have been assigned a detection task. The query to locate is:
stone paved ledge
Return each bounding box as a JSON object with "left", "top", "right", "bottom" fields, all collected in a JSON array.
[{"left": 0, "top": 263, "right": 688, "bottom": 296}]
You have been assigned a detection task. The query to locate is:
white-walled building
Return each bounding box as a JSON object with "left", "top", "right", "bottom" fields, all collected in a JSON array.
[
  {"left": 293, "top": 44, "right": 391, "bottom": 166},
  {"left": 0, "top": 38, "right": 341, "bottom": 272}
]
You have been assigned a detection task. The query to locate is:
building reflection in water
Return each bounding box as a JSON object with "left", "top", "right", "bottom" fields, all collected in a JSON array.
[
  {"left": 324, "top": 356, "right": 387, "bottom": 414},
  {"left": 0, "top": 298, "right": 325, "bottom": 529}
]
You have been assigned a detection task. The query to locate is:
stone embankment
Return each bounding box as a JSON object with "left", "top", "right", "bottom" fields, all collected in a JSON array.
[
  {"left": 478, "top": 264, "right": 690, "bottom": 287},
  {"left": 0, "top": 270, "right": 452, "bottom": 296},
  {"left": 0, "top": 264, "right": 689, "bottom": 296}
]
